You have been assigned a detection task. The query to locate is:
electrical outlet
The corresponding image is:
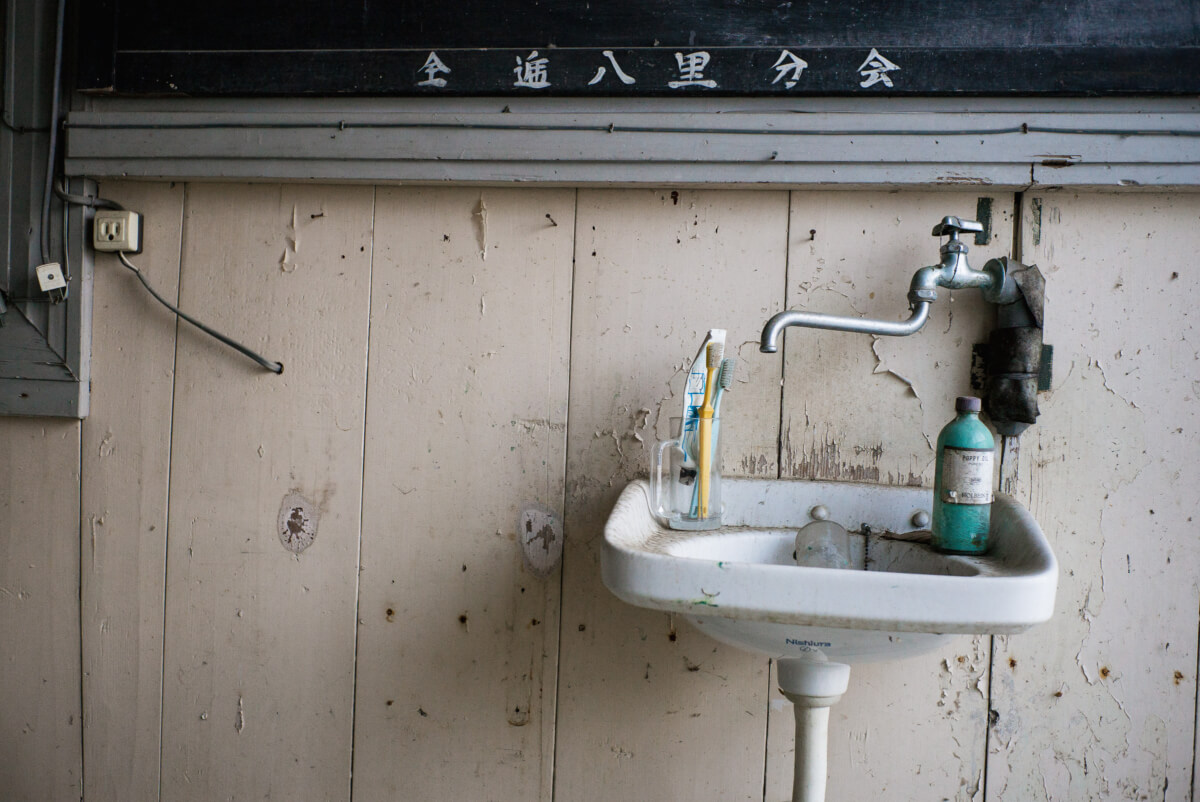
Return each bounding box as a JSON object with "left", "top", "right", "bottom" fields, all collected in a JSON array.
[{"left": 93, "top": 210, "right": 143, "bottom": 253}]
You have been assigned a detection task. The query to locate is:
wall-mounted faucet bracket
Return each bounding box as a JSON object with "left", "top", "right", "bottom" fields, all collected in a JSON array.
[{"left": 972, "top": 257, "right": 1050, "bottom": 436}]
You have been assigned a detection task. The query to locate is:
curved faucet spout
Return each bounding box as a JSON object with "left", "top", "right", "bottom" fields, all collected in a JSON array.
[
  {"left": 759, "top": 301, "right": 930, "bottom": 353},
  {"left": 759, "top": 216, "right": 1001, "bottom": 355}
]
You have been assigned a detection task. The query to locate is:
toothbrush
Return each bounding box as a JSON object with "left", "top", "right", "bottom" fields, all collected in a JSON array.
[
  {"left": 685, "top": 361, "right": 733, "bottom": 465},
  {"left": 690, "top": 357, "right": 737, "bottom": 516},
  {"left": 712, "top": 357, "right": 737, "bottom": 414},
  {"left": 711, "top": 357, "right": 737, "bottom": 456},
  {"left": 697, "top": 341, "right": 723, "bottom": 518}
]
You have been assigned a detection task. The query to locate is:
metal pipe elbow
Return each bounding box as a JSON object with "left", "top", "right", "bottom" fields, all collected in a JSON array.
[
  {"left": 908, "top": 265, "right": 942, "bottom": 306},
  {"left": 759, "top": 310, "right": 799, "bottom": 353}
]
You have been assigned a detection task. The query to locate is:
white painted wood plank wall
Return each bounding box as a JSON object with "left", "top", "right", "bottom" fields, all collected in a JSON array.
[
  {"left": 158, "top": 184, "right": 374, "bottom": 800},
  {"left": 0, "top": 418, "right": 81, "bottom": 802},
  {"left": 1, "top": 184, "right": 1197, "bottom": 802},
  {"left": 81, "top": 181, "right": 184, "bottom": 801},
  {"left": 353, "top": 187, "right": 574, "bottom": 801},
  {"left": 989, "top": 193, "right": 1200, "bottom": 801}
]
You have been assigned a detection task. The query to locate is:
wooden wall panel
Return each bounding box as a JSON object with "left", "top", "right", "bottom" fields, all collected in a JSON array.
[
  {"left": 769, "top": 192, "right": 1013, "bottom": 801},
  {"left": 81, "top": 180, "right": 183, "bottom": 801},
  {"left": 989, "top": 193, "right": 1200, "bottom": 800},
  {"left": 555, "top": 189, "right": 788, "bottom": 801},
  {"left": 158, "top": 184, "right": 374, "bottom": 801},
  {"left": 351, "top": 188, "right": 575, "bottom": 800},
  {"left": 9, "top": 181, "right": 1200, "bottom": 802},
  {"left": 0, "top": 418, "right": 81, "bottom": 801}
]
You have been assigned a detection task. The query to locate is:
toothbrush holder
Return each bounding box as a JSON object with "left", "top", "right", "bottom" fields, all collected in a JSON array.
[{"left": 650, "top": 416, "right": 723, "bottom": 530}]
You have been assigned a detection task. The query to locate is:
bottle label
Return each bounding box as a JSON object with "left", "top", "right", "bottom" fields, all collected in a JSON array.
[{"left": 941, "top": 447, "right": 994, "bottom": 505}]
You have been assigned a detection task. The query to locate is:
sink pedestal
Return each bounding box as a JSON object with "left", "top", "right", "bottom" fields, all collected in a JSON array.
[{"left": 778, "top": 659, "right": 851, "bottom": 802}]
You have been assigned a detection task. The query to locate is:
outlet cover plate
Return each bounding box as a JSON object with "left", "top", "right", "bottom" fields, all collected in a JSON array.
[{"left": 93, "top": 209, "right": 143, "bottom": 253}]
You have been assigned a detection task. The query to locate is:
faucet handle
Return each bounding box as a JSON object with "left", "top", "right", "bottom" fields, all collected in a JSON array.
[{"left": 931, "top": 216, "right": 984, "bottom": 239}]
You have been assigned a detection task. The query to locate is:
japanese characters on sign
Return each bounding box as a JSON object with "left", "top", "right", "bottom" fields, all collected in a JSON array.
[
  {"left": 857, "top": 48, "right": 900, "bottom": 88},
  {"left": 513, "top": 51, "right": 551, "bottom": 88},
  {"left": 771, "top": 50, "right": 808, "bottom": 89},
  {"left": 588, "top": 51, "right": 637, "bottom": 86},
  {"left": 413, "top": 48, "right": 902, "bottom": 93}
]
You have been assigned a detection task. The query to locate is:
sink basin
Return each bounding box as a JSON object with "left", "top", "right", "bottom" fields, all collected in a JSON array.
[{"left": 603, "top": 478, "right": 1057, "bottom": 663}]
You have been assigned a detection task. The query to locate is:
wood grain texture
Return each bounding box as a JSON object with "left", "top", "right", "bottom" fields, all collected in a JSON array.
[
  {"left": 81, "top": 180, "right": 184, "bottom": 802},
  {"left": 768, "top": 192, "right": 1014, "bottom": 801},
  {"left": 555, "top": 189, "right": 788, "bottom": 801},
  {"left": 351, "top": 188, "right": 574, "bottom": 800},
  {"left": 989, "top": 193, "right": 1200, "bottom": 800},
  {"left": 0, "top": 418, "right": 82, "bottom": 801},
  {"left": 158, "top": 184, "right": 374, "bottom": 801}
]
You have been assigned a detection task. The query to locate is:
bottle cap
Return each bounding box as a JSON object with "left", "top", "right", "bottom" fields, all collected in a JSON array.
[{"left": 955, "top": 396, "right": 981, "bottom": 413}]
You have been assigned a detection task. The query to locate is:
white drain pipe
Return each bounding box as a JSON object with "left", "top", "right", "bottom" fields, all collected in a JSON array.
[{"left": 778, "top": 659, "right": 852, "bottom": 802}]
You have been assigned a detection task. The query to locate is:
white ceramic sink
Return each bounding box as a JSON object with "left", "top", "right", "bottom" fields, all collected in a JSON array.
[{"left": 603, "top": 478, "right": 1057, "bottom": 663}]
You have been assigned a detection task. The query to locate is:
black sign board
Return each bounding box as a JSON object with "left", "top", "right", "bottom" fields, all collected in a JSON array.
[{"left": 76, "top": 0, "right": 1200, "bottom": 96}]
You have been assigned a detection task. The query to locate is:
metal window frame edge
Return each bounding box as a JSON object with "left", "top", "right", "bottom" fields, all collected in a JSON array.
[{"left": 1, "top": 2, "right": 93, "bottom": 419}]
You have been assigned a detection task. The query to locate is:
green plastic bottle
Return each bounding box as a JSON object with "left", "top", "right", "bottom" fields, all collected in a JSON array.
[{"left": 932, "top": 396, "right": 995, "bottom": 554}]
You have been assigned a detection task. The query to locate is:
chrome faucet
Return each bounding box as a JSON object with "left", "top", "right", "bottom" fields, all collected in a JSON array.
[{"left": 759, "top": 216, "right": 1012, "bottom": 353}]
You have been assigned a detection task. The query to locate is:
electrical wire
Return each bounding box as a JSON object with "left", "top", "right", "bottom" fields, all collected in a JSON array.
[
  {"left": 39, "top": 0, "right": 66, "bottom": 265},
  {"left": 1, "top": 114, "right": 49, "bottom": 134},
  {"left": 116, "top": 251, "right": 283, "bottom": 374},
  {"left": 59, "top": 195, "right": 70, "bottom": 295},
  {"left": 0, "top": 199, "right": 71, "bottom": 307},
  {"left": 54, "top": 181, "right": 123, "bottom": 210}
]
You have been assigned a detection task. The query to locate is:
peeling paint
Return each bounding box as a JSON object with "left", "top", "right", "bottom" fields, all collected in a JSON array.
[
  {"left": 739, "top": 452, "right": 772, "bottom": 475},
  {"left": 936, "top": 637, "right": 989, "bottom": 730},
  {"left": 785, "top": 425, "right": 879, "bottom": 482},
  {"left": 278, "top": 204, "right": 303, "bottom": 272},
  {"left": 474, "top": 195, "right": 488, "bottom": 260},
  {"left": 783, "top": 424, "right": 924, "bottom": 484},
  {"left": 610, "top": 746, "right": 635, "bottom": 763},
  {"left": 935, "top": 174, "right": 993, "bottom": 186},
  {"left": 89, "top": 514, "right": 103, "bottom": 573},
  {"left": 870, "top": 337, "right": 922, "bottom": 401},
  {"left": 511, "top": 418, "right": 566, "bottom": 434},
  {"left": 98, "top": 429, "right": 114, "bottom": 459}
]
